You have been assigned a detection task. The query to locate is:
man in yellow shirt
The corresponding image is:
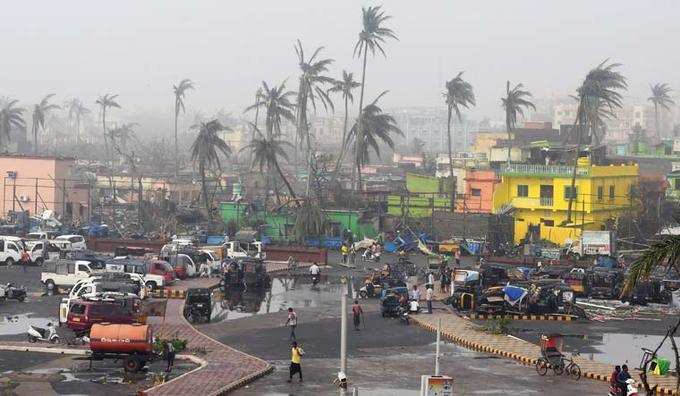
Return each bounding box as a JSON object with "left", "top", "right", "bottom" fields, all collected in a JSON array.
[
  {"left": 340, "top": 244, "right": 349, "bottom": 264},
  {"left": 287, "top": 341, "right": 304, "bottom": 383}
]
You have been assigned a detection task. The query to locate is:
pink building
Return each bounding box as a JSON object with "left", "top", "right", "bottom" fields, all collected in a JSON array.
[
  {"left": 456, "top": 169, "right": 498, "bottom": 214},
  {"left": 0, "top": 155, "right": 90, "bottom": 221}
]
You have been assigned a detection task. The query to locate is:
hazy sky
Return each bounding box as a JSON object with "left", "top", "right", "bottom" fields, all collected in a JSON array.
[{"left": 2, "top": 0, "right": 678, "bottom": 121}]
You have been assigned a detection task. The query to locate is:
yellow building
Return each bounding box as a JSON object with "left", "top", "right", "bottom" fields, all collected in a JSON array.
[{"left": 492, "top": 158, "right": 638, "bottom": 245}]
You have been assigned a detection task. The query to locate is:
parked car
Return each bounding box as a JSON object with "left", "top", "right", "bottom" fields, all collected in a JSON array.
[
  {"left": 55, "top": 235, "right": 87, "bottom": 251},
  {"left": 145, "top": 260, "right": 177, "bottom": 285},
  {"left": 25, "top": 231, "right": 59, "bottom": 241},
  {"left": 66, "top": 298, "right": 139, "bottom": 335},
  {"left": 105, "top": 259, "right": 169, "bottom": 291}
]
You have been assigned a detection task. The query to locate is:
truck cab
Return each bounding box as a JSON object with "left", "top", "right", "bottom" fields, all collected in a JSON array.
[
  {"left": 0, "top": 237, "right": 24, "bottom": 266},
  {"left": 41, "top": 260, "right": 99, "bottom": 293}
]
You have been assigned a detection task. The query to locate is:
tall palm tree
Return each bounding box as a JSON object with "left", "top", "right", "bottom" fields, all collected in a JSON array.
[
  {"left": 564, "top": 60, "right": 627, "bottom": 224},
  {"left": 31, "top": 94, "right": 60, "bottom": 154},
  {"left": 109, "top": 122, "right": 138, "bottom": 154},
  {"left": 329, "top": 70, "right": 361, "bottom": 183},
  {"left": 443, "top": 72, "right": 476, "bottom": 210},
  {"left": 648, "top": 83, "right": 675, "bottom": 141},
  {"left": 348, "top": 92, "right": 402, "bottom": 188},
  {"left": 66, "top": 98, "right": 90, "bottom": 145},
  {"left": 0, "top": 99, "right": 25, "bottom": 150},
  {"left": 95, "top": 94, "right": 121, "bottom": 168},
  {"left": 246, "top": 81, "right": 296, "bottom": 139},
  {"left": 353, "top": 5, "right": 398, "bottom": 190},
  {"left": 173, "top": 79, "right": 194, "bottom": 179},
  {"left": 624, "top": 234, "right": 680, "bottom": 296},
  {"left": 247, "top": 87, "right": 264, "bottom": 164},
  {"left": 294, "top": 39, "right": 335, "bottom": 196},
  {"left": 190, "top": 119, "right": 231, "bottom": 219},
  {"left": 501, "top": 81, "right": 535, "bottom": 164},
  {"left": 242, "top": 126, "right": 297, "bottom": 201}
]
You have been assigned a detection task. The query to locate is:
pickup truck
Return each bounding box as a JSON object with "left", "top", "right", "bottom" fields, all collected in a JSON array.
[
  {"left": 41, "top": 260, "right": 100, "bottom": 293},
  {"left": 106, "top": 259, "right": 169, "bottom": 291}
]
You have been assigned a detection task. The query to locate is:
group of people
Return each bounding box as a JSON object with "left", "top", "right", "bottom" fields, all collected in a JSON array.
[{"left": 610, "top": 365, "right": 632, "bottom": 396}]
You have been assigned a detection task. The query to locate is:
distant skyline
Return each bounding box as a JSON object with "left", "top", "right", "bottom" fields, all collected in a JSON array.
[{"left": 2, "top": 0, "right": 678, "bottom": 124}]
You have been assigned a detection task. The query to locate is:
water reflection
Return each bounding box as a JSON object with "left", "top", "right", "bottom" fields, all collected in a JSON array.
[{"left": 0, "top": 313, "right": 58, "bottom": 336}]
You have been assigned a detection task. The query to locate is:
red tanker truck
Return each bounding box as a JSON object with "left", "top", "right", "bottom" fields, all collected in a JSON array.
[{"left": 89, "top": 323, "right": 157, "bottom": 372}]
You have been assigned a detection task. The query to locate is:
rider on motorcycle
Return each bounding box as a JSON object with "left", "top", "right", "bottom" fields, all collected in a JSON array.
[{"left": 309, "top": 262, "right": 320, "bottom": 285}]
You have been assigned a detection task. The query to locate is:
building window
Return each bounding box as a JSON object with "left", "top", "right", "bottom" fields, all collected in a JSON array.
[
  {"left": 471, "top": 188, "right": 481, "bottom": 197},
  {"left": 564, "top": 186, "right": 577, "bottom": 199},
  {"left": 517, "top": 185, "right": 529, "bottom": 197},
  {"left": 597, "top": 186, "right": 603, "bottom": 201},
  {"left": 541, "top": 218, "right": 554, "bottom": 227},
  {"left": 609, "top": 185, "right": 615, "bottom": 200}
]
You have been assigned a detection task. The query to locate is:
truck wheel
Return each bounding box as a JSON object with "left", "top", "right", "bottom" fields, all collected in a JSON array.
[
  {"left": 5, "top": 258, "right": 14, "bottom": 267},
  {"left": 145, "top": 282, "right": 157, "bottom": 292},
  {"left": 124, "top": 356, "right": 141, "bottom": 373},
  {"left": 45, "top": 280, "right": 56, "bottom": 295}
]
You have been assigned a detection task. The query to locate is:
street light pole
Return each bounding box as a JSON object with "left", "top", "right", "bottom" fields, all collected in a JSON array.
[{"left": 341, "top": 285, "right": 347, "bottom": 374}]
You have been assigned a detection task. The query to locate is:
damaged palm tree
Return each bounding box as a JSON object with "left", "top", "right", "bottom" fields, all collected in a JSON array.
[
  {"left": 0, "top": 98, "right": 25, "bottom": 150},
  {"left": 190, "top": 119, "right": 231, "bottom": 220},
  {"left": 31, "top": 94, "right": 60, "bottom": 154},
  {"left": 294, "top": 199, "right": 326, "bottom": 243}
]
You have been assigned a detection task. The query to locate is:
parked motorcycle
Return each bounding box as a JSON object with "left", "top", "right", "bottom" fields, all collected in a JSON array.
[
  {"left": 0, "top": 283, "right": 26, "bottom": 302},
  {"left": 27, "top": 323, "right": 59, "bottom": 343},
  {"left": 396, "top": 306, "right": 410, "bottom": 325}
]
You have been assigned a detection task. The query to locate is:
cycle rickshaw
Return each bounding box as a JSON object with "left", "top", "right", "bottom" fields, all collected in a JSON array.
[{"left": 535, "top": 333, "right": 581, "bottom": 380}]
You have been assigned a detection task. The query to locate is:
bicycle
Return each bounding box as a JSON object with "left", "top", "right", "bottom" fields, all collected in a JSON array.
[{"left": 563, "top": 352, "right": 581, "bottom": 380}]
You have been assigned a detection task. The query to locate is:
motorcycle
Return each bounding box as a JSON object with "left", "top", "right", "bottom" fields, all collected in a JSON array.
[
  {"left": 311, "top": 274, "right": 319, "bottom": 288},
  {"left": 397, "top": 305, "right": 410, "bottom": 325},
  {"left": 608, "top": 379, "right": 639, "bottom": 396},
  {"left": 0, "top": 283, "right": 26, "bottom": 302},
  {"left": 27, "top": 323, "right": 60, "bottom": 343},
  {"left": 362, "top": 249, "right": 380, "bottom": 263}
]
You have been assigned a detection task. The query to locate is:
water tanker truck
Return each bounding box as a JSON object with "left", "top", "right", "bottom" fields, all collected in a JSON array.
[{"left": 89, "top": 323, "right": 157, "bottom": 372}]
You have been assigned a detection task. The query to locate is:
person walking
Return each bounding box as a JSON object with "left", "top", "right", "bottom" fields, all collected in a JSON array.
[
  {"left": 20, "top": 249, "right": 30, "bottom": 272},
  {"left": 340, "top": 244, "right": 349, "bottom": 264},
  {"left": 285, "top": 307, "right": 298, "bottom": 340},
  {"left": 426, "top": 285, "right": 434, "bottom": 314},
  {"left": 287, "top": 341, "right": 304, "bottom": 383},
  {"left": 164, "top": 341, "right": 175, "bottom": 372},
  {"left": 352, "top": 300, "right": 364, "bottom": 331}
]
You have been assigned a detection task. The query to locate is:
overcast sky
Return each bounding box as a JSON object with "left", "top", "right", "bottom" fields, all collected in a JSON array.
[{"left": 2, "top": 0, "right": 678, "bottom": 121}]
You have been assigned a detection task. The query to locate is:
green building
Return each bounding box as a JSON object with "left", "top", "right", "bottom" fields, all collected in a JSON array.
[{"left": 387, "top": 173, "right": 451, "bottom": 218}]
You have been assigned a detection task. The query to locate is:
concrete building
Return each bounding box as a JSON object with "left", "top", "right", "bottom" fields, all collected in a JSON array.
[
  {"left": 0, "top": 155, "right": 90, "bottom": 221},
  {"left": 493, "top": 157, "right": 638, "bottom": 245},
  {"left": 462, "top": 169, "right": 498, "bottom": 214}
]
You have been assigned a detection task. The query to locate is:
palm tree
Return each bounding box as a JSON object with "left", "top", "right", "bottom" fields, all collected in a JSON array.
[
  {"left": 353, "top": 5, "right": 398, "bottom": 190},
  {"left": 190, "top": 119, "right": 231, "bottom": 219},
  {"left": 648, "top": 83, "right": 675, "bottom": 141},
  {"left": 624, "top": 235, "right": 680, "bottom": 296},
  {"left": 246, "top": 81, "right": 296, "bottom": 139},
  {"left": 348, "top": 92, "right": 402, "bottom": 187},
  {"left": 173, "top": 79, "right": 194, "bottom": 179},
  {"left": 31, "top": 94, "right": 60, "bottom": 154},
  {"left": 247, "top": 87, "right": 264, "bottom": 164},
  {"left": 95, "top": 94, "right": 121, "bottom": 168},
  {"left": 564, "top": 60, "right": 627, "bottom": 224},
  {"left": 0, "top": 99, "right": 26, "bottom": 150},
  {"left": 329, "top": 70, "right": 361, "bottom": 183},
  {"left": 443, "top": 72, "right": 476, "bottom": 210},
  {"left": 294, "top": 39, "right": 335, "bottom": 196},
  {"left": 242, "top": 126, "right": 297, "bottom": 200},
  {"left": 66, "top": 98, "right": 90, "bottom": 145},
  {"left": 109, "top": 122, "right": 138, "bottom": 154},
  {"left": 501, "top": 81, "right": 535, "bottom": 164}
]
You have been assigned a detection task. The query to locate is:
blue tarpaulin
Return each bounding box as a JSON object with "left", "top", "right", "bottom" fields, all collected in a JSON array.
[{"left": 503, "top": 285, "right": 528, "bottom": 306}]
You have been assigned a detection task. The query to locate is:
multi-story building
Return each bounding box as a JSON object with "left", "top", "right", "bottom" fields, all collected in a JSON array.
[
  {"left": 391, "top": 107, "right": 474, "bottom": 152},
  {"left": 492, "top": 157, "right": 638, "bottom": 245}
]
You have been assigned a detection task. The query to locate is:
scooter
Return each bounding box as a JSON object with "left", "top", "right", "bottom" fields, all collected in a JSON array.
[
  {"left": 608, "top": 379, "right": 639, "bottom": 396},
  {"left": 0, "top": 283, "right": 26, "bottom": 302},
  {"left": 27, "top": 323, "right": 60, "bottom": 343},
  {"left": 311, "top": 274, "right": 319, "bottom": 288}
]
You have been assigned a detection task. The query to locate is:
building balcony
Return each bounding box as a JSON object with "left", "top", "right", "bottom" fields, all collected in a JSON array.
[
  {"left": 511, "top": 196, "right": 554, "bottom": 209},
  {"left": 500, "top": 163, "right": 586, "bottom": 177}
]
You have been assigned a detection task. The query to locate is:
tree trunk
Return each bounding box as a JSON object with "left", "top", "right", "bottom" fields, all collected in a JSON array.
[
  {"left": 273, "top": 158, "right": 297, "bottom": 202},
  {"left": 506, "top": 112, "right": 512, "bottom": 165},
  {"left": 447, "top": 106, "right": 455, "bottom": 212},
  {"left": 654, "top": 103, "right": 660, "bottom": 142},
  {"left": 76, "top": 114, "right": 80, "bottom": 146},
  {"left": 199, "top": 161, "right": 211, "bottom": 220},
  {"left": 565, "top": 107, "right": 584, "bottom": 224},
  {"left": 174, "top": 106, "right": 179, "bottom": 180},
  {"left": 33, "top": 117, "right": 38, "bottom": 155},
  {"left": 354, "top": 45, "right": 368, "bottom": 192},
  {"left": 102, "top": 109, "right": 113, "bottom": 191},
  {"left": 330, "top": 96, "right": 350, "bottom": 187}
]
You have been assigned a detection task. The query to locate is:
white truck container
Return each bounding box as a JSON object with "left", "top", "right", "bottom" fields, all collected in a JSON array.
[{"left": 565, "top": 231, "right": 615, "bottom": 260}]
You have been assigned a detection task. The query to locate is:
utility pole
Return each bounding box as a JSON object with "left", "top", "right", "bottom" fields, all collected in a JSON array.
[
  {"left": 340, "top": 276, "right": 348, "bottom": 375},
  {"left": 435, "top": 318, "right": 441, "bottom": 376}
]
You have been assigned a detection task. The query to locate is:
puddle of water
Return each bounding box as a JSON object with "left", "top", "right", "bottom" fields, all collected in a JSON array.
[
  {"left": 0, "top": 313, "right": 59, "bottom": 336},
  {"left": 211, "top": 277, "right": 346, "bottom": 322},
  {"left": 584, "top": 333, "right": 676, "bottom": 367}
]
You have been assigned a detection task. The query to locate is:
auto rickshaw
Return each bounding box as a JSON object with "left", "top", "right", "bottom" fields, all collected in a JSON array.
[
  {"left": 183, "top": 288, "right": 212, "bottom": 323},
  {"left": 241, "top": 258, "right": 271, "bottom": 289}
]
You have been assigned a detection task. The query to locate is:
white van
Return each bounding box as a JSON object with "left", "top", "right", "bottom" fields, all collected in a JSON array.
[
  {"left": 0, "top": 238, "right": 24, "bottom": 266},
  {"left": 55, "top": 235, "right": 87, "bottom": 251}
]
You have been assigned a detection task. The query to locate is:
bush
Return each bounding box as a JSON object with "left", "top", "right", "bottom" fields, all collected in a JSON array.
[
  {"left": 153, "top": 337, "right": 188, "bottom": 354},
  {"left": 482, "top": 317, "right": 511, "bottom": 335}
]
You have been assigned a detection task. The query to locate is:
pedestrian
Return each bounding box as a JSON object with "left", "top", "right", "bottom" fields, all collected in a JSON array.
[
  {"left": 164, "top": 341, "right": 175, "bottom": 372},
  {"left": 426, "top": 285, "right": 434, "bottom": 314},
  {"left": 340, "top": 244, "right": 349, "bottom": 264},
  {"left": 427, "top": 272, "right": 435, "bottom": 287},
  {"left": 409, "top": 285, "right": 421, "bottom": 302},
  {"left": 285, "top": 307, "right": 298, "bottom": 340},
  {"left": 20, "top": 249, "right": 30, "bottom": 272},
  {"left": 352, "top": 300, "right": 364, "bottom": 331},
  {"left": 287, "top": 341, "right": 304, "bottom": 383},
  {"left": 440, "top": 270, "right": 449, "bottom": 294},
  {"left": 454, "top": 249, "right": 461, "bottom": 266}
]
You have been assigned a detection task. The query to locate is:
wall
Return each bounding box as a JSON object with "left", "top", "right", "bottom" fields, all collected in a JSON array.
[{"left": 463, "top": 169, "right": 497, "bottom": 214}]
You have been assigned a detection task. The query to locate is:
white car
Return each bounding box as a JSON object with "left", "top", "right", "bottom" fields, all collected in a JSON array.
[{"left": 56, "top": 235, "right": 87, "bottom": 251}]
